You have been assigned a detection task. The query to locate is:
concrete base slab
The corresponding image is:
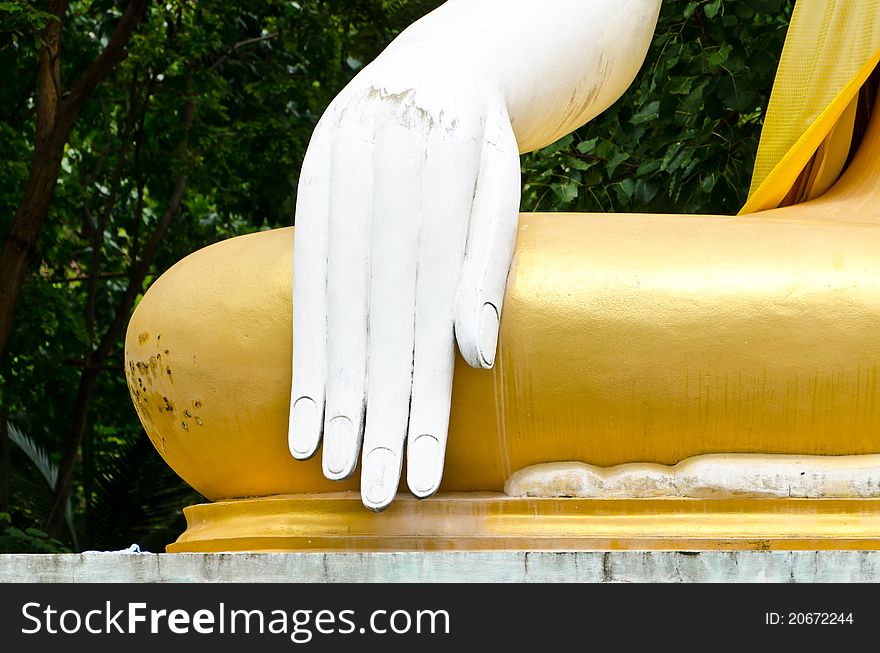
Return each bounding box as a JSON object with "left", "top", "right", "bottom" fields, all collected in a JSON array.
[{"left": 2, "top": 551, "right": 880, "bottom": 582}]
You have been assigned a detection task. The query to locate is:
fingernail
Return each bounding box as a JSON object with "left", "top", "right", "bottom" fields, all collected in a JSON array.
[
  {"left": 478, "top": 302, "right": 499, "bottom": 367},
  {"left": 324, "top": 416, "right": 357, "bottom": 477},
  {"left": 290, "top": 397, "right": 319, "bottom": 457},
  {"left": 408, "top": 434, "right": 441, "bottom": 496},
  {"left": 361, "top": 447, "right": 398, "bottom": 509}
]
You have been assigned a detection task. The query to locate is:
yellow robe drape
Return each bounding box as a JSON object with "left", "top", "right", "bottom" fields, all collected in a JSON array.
[{"left": 742, "top": 0, "right": 880, "bottom": 213}]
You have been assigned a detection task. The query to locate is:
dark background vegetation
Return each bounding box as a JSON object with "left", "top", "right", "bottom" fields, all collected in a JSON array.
[{"left": 0, "top": 0, "right": 793, "bottom": 552}]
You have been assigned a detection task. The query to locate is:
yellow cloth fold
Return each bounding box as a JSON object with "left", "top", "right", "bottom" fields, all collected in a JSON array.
[{"left": 741, "top": 0, "right": 880, "bottom": 214}]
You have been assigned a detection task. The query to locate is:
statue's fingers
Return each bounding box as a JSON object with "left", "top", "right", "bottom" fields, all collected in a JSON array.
[
  {"left": 321, "top": 129, "right": 373, "bottom": 480},
  {"left": 289, "top": 119, "right": 333, "bottom": 460},
  {"left": 360, "top": 119, "right": 426, "bottom": 511},
  {"left": 406, "top": 129, "right": 481, "bottom": 498},
  {"left": 455, "top": 105, "right": 521, "bottom": 369}
]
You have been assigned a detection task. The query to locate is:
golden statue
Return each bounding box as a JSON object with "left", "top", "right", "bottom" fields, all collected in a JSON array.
[{"left": 125, "top": 0, "right": 880, "bottom": 551}]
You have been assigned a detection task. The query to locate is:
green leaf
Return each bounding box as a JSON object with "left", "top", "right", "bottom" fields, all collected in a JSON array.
[
  {"left": 541, "top": 134, "right": 574, "bottom": 155},
  {"left": 636, "top": 159, "right": 661, "bottom": 176},
  {"left": 630, "top": 100, "right": 660, "bottom": 125},
  {"left": 576, "top": 137, "right": 598, "bottom": 154},
  {"left": 708, "top": 44, "right": 733, "bottom": 67},
  {"left": 564, "top": 155, "right": 592, "bottom": 171},
  {"left": 705, "top": 0, "right": 722, "bottom": 19},
  {"left": 702, "top": 174, "right": 718, "bottom": 193},
  {"left": 552, "top": 181, "right": 579, "bottom": 204},
  {"left": 605, "top": 151, "right": 630, "bottom": 176},
  {"left": 668, "top": 77, "right": 693, "bottom": 96},
  {"left": 636, "top": 179, "right": 660, "bottom": 204}
]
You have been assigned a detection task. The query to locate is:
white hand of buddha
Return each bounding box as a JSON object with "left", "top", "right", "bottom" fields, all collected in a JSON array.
[{"left": 289, "top": 0, "right": 661, "bottom": 510}]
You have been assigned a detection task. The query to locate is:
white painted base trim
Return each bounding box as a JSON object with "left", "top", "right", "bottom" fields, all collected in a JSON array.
[{"left": 504, "top": 454, "right": 880, "bottom": 499}]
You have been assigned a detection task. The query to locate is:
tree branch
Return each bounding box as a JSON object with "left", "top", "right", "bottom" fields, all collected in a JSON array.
[
  {"left": 34, "top": 0, "right": 68, "bottom": 146},
  {"left": 49, "top": 272, "right": 130, "bottom": 284},
  {"left": 84, "top": 71, "right": 140, "bottom": 348},
  {"left": 1, "top": 398, "right": 9, "bottom": 514},
  {"left": 209, "top": 33, "right": 277, "bottom": 70},
  {"left": 62, "top": 360, "right": 124, "bottom": 372},
  {"left": 62, "top": 0, "right": 150, "bottom": 121},
  {"left": 130, "top": 73, "right": 156, "bottom": 263},
  {"left": 46, "top": 80, "right": 196, "bottom": 537},
  {"left": 0, "top": 0, "right": 151, "bottom": 359}
]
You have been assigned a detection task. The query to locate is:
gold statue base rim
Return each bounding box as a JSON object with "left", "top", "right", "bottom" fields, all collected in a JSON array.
[{"left": 168, "top": 493, "right": 880, "bottom": 552}]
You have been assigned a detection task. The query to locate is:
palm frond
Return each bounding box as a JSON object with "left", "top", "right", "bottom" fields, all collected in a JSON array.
[
  {"left": 86, "top": 430, "right": 201, "bottom": 551},
  {"left": 4, "top": 420, "right": 78, "bottom": 548},
  {"left": 6, "top": 421, "right": 54, "bottom": 487}
]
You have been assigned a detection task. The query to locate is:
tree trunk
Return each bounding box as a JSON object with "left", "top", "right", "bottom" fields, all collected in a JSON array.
[
  {"left": 1, "top": 398, "right": 9, "bottom": 514},
  {"left": 0, "top": 137, "right": 69, "bottom": 347},
  {"left": 44, "top": 174, "right": 189, "bottom": 537},
  {"left": 43, "top": 69, "right": 191, "bottom": 539},
  {"left": 0, "top": 0, "right": 149, "bottom": 357},
  {"left": 44, "top": 149, "right": 191, "bottom": 537},
  {"left": 47, "top": 363, "right": 100, "bottom": 535},
  {"left": 0, "top": 0, "right": 69, "bottom": 355}
]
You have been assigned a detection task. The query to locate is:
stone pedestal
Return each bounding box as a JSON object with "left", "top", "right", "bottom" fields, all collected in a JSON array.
[{"left": 3, "top": 550, "right": 880, "bottom": 582}]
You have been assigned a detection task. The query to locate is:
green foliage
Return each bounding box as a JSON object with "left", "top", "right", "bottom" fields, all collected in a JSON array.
[
  {"left": 1, "top": 0, "right": 440, "bottom": 552},
  {"left": 2, "top": 420, "right": 76, "bottom": 543},
  {"left": 0, "top": 512, "right": 69, "bottom": 553},
  {"left": 0, "top": 0, "right": 792, "bottom": 552},
  {"left": 0, "top": 1, "right": 58, "bottom": 46},
  {"left": 85, "top": 430, "right": 200, "bottom": 552},
  {"left": 521, "top": 0, "right": 794, "bottom": 215}
]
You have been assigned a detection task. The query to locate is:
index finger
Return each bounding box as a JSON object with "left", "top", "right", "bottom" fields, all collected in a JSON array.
[{"left": 289, "top": 119, "right": 333, "bottom": 459}]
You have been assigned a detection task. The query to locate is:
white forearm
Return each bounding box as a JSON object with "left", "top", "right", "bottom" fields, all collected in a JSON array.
[
  {"left": 380, "top": 0, "right": 661, "bottom": 152},
  {"left": 291, "top": 0, "right": 662, "bottom": 508}
]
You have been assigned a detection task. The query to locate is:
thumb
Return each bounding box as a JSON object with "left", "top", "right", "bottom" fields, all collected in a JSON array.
[{"left": 455, "top": 105, "right": 521, "bottom": 369}]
